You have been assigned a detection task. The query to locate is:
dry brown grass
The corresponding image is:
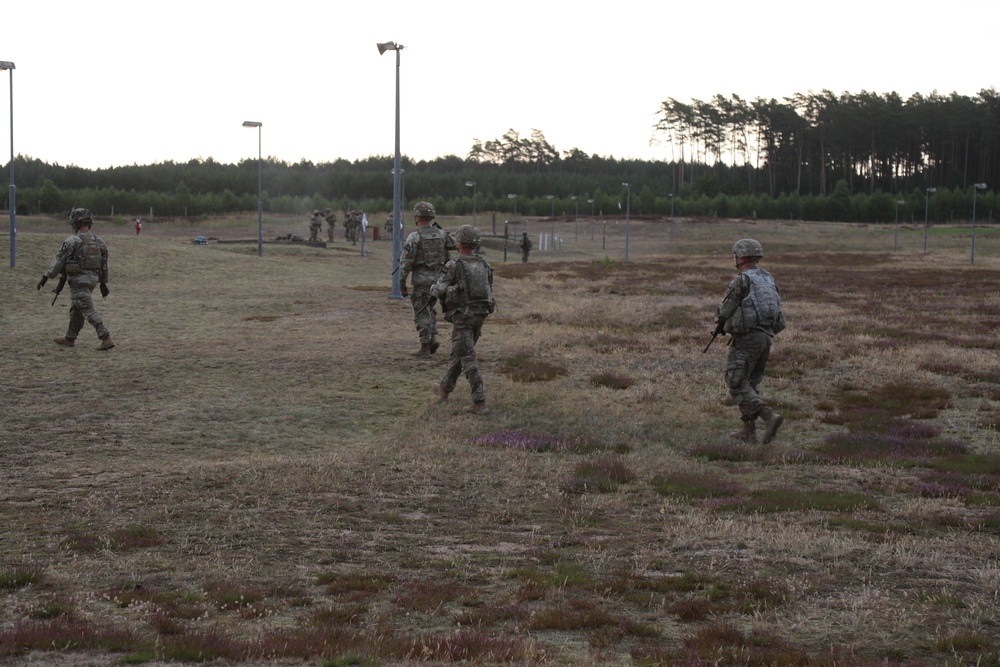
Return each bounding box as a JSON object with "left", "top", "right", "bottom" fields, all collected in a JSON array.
[{"left": 2, "top": 213, "right": 1000, "bottom": 665}]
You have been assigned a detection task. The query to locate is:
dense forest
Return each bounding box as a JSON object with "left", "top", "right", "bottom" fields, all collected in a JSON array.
[{"left": 3, "top": 88, "right": 998, "bottom": 224}]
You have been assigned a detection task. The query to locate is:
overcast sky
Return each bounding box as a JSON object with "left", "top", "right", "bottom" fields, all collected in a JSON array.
[{"left": 2, "top": 0, "right": 998, "bottom": 170}]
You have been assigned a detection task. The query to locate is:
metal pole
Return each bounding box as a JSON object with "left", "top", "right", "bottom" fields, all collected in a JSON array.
[
  {"left": 893, "top": 200, "right": 899, "bottom": 253},
  {"left": 256, "top": 126, "right": 262, "bottom": 257},
  {"left": 669, "top": 194, "right": 675, "bottom": 244},
  {"left": 5, "top": 64, "right": 15, "bottom": 268},
  {"left": 972, "top": 186, "right": 979, "bottom": 264},
  {"left": 389, "top": 46, "right": 404, "bottom": 299},
  {"left": 622, "top": 183, "right": 631, "bottom": 261},
  {"left": 923, "top": 188, "right": 935, "bottom": 253}
]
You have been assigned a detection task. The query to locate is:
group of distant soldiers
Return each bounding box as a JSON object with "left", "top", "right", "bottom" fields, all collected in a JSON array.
[{"left": 307, "top": 208, "right": 365, "bottom": 244}]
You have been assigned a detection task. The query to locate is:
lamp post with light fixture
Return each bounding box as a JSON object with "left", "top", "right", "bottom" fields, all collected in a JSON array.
[
  {"left": 1, "top": 61, "right": 15, "bottom": 268},
  {"left": 378, "top": 41, "right": 405, "bottom": 299},
  {"left": 465, "top": 180, "right": 478, "bottom": 231},
  {"left": 622, "top": 182, "right": 631, "bottom": 261},
  {"left": 923, "top": 188, "right": 936, "bottom": 253},
  {"left": 972, "top": 183, "right": 987, "bottom": 264},
  {"left": 241, "top": 121, "right": 263, "bottom": 257}
]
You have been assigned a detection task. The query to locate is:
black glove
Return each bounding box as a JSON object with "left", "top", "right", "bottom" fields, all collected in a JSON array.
[
  {"left": 37, "top": 275, "right": 48, "bottom": 290},
  {"left": 100, "top": 284, "right": 110, "bottom": 298},
  {"left": 400, "top": 286, "right": 409, "bottom": 298},
  {"left": 713, "top": 322, "right": 726, "bottom": 336}
]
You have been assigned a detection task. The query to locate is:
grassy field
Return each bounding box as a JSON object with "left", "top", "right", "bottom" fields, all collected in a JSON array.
[{"left": 2, "top": 212, "right": 1000, "bottom": 666}]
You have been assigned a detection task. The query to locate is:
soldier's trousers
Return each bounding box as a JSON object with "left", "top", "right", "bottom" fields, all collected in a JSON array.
[
  {"left": 440, "top": 310, "right": 487, "bottom": 403},
  {"left": 66, "top": 282, "right": 110, "bottom": 341},
  {"left": 409, "top": 285, "right": 437, "bottom": 344},
  {"left": 724, "top": 331, "right": 771, "bottom": 420}
]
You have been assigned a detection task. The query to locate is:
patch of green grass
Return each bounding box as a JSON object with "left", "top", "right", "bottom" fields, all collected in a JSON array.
[
  {"left": 0, "top": 568, "right": 41, "bottom": 590},
  {"left": 500, "top": 351, "right": 568, "bottom": 382},
  {"left": 589, "top": 371, "right": 635, "bottom": 390},
  {"left": 650, "top": 471, "right": 742, "bottom": 502},
  {"left": 714, "top": 489, "right": 880, "bottom": 513},
  {"left": 561, "top": 455, "right": 636, "bottom": 494}
]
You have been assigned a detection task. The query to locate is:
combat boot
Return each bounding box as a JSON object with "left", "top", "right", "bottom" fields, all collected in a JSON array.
[
  {"left": 729, "top": 418, "right": 758, "bottom": 444},
  {"left": 53, "top": 337, "right": 75, "bottom": 347},
  {"left": 98, "top": 335, "right": 115, "bottom": 351},
  {"left": 429, "top": 335, "right": 440, "bottom": 354},
  {"left": 468, "top": 401, "right": 489, "bottom": 415},
  {"left": 433, "top": 383, "right": 450, "bottom": 402},
  {"left": 413, "top": 343, "right": 432, "bottom": 358},
  {"left": 759, "top": 406, "right": 784, "bottom": 444}
]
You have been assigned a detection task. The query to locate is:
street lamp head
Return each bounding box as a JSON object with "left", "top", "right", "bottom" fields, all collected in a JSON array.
[
  {"left": 587, "top": 199, "right": 594, "bottom": 204},
  {"left": 465, "top": 181, "right": 476, "bottom": 187},
  {"left": 507, "top": 194, "right": 517, "bottom": 199},
  {"left": 926, "top": 187, "right": 936, "bottom": 193},
  {"left": 0, "top": 61, "right": 14, "bottom": 70},
  {"left": 896, "top": 200, "right": 905, "bottom": 205},
  {"left": 622, "top": 182, "right": 630, "bottom": 187},
  {"left": 377, "top": 41, "right": 403, "bottom": 55},
  {"left": 546, "top": 194, "right": 554, "bottom": 199},
  {"left": 242, "top": 121, "right": 262, "bottom": 128},
  {"left": 974, "top": 183, "right": 988, "bottom": 190}
]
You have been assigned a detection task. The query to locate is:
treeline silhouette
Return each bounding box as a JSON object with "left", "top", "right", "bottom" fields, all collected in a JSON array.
[{"left": 4, "top": 88, "right": 999, "bottom": 224}]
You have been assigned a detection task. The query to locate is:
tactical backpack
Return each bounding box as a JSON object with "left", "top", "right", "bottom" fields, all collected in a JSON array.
[
  {"left": 443, "top": 256, "right": 494, "bottom": 319},
  {"left": 739, "top": 267, "right": 784, "bottom": 332}
]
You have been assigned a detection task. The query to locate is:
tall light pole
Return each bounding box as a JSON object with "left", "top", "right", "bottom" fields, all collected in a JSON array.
[
  {"left": 972, "top": 183, "right": 987, "bottom": 264},
  {"left": 378, "top": 41, "right": 405, "bottom": 300},
  {"left": 242, "top": 121, "right": 263, "bottom": 257},
  {"left": 893, "top": 199, "right": 904, "bottom": 252},
  {"left": 588, "top": 198, "right": 594, "bottom": 240},
  {"left": 465, "top": 180, "right": 477, "bottom": 230},
  {"left": 1, "top": 61, "right": 15, "bottom": 268},
  {"left": 508, "top": 193, "right": 518, "bottom": 239},
  {"left": 622, "top": 182, "right": 631, "bottom": 261},
  {"left": 668, "top": 193, "right": 675, "bottom": 244},
  {"left": 570, "top": 195, "right": 579, "bottom": 241},
  {"left": 923, "top": 187, "right": 936, "bottom": 253},
  {"left": 546, "top": 194, "right": 555, "bottom": 249}
]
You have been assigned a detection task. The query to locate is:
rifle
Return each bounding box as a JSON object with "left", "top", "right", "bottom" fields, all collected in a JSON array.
[
  {"left": 51, "top": 275, "right": 67, "bottom": 306},
  {"left": 702, "top": 326, "right": 725, "bottom": 353}
]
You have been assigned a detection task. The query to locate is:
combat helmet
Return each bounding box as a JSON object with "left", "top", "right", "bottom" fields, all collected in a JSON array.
[
  {"left": 454, "top": 224, "right": 480, "bottom": 247},
  {"left": 732, "top": 238, "right": 764, "bottom": 258},
  {"left": 413, "top": 201, "right": 436, "bottom": 219},
  {"left": 68, "top": 208, "right": 93, "bottom": 230}
]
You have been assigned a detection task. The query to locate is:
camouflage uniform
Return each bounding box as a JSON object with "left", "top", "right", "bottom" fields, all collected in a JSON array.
[
  {"left": 518, "top": 233, "right": 532, "bottom": 262},
  {"left": 325, "top": 208, "right": 337, "bottom": 241},
  {"left": 715, "top": 238, "right": 785, "bottom": 443},
  {"left": 309, "top": 210, "right": 323, "bottom": 242},
  {"left": 399, "top": 202, "right": 456, "bottom": 356},
  {"left": 432, "top": 225, "right": 494, "bottom": 413},
  {"left": 344, "top": 211, "right": 361, "bottom": 244},
  {"left": 38, "top": 208, "right": 114, "bottom": 350},
  {"left": 384, "top": 215, "right": 394, "bottom": 241}
]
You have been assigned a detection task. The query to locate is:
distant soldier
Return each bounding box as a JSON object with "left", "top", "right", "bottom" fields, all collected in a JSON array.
[
  {"left": 134, "top": 217, "right": 142, "bottom": 235},
  {"left": 399, "top": 201, "right": 456, "bottom": 357},
  {"left": 518, "top": 232, "right": 532, "bottom": 262},
  {"left": 432, "top": 225, "right": 495, "bottom": 414},
  {"left": 37, "top": 208, "right": 115, "bottom": 351},
  {"left": 308, "top": 210, "right": 323, "bottom": 242},
  {"left": 713, "top": 238, "right": 786, "bottom": 444},
  {"left": 344, "top": 211, "right": 361, "bottom": 245},
  {"left": 325, "top": 208, "right": 337, "bottom": 241},
  {"left": 384, "top": 215, "right": 394, "bottom": 241}
]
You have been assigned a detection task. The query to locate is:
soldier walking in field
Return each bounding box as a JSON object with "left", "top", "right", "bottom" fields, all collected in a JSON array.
[
  {"left": 37, "top": 208, "right": 115, "bottom": 351},
  {"left": 518, "top": 232, "right": 532, "bottom": 262},
  {"left": 713, "top": 238, "right": 785, "bottom": 444},
  {"left": 432, "top": 225, "right": 495, "bottom": 414},
  {"left": 399, "top": 201, "right": 456, "bottom": 357},
  {"left": 325, "top": 208, "right": 337, "bottom": 241},
  {"left": 309, "top": 210, "right": 323, "bottom": 242}
]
